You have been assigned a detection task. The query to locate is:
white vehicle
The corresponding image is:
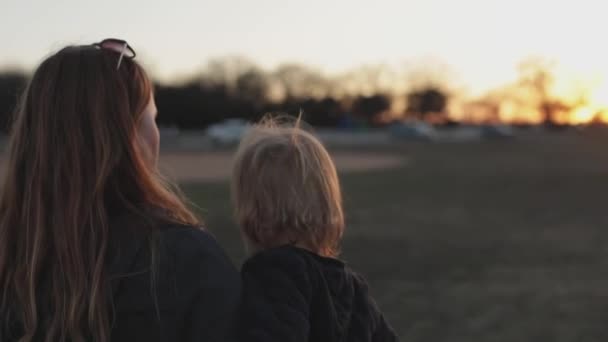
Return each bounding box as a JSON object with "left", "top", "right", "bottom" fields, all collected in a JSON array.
[
  {"left": 206, "top": 119, "right": 250, "bottom": 146},
  {"left": 480, "top": 124, "right": 515, "bottom": 139},
  {"left": 389, "top": 121, "right": 437, "bottom": 141}
]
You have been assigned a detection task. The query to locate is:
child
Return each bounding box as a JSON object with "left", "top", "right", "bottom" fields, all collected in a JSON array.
[{"left": 232, "top": 116, "right": 399, "bottom": 342}]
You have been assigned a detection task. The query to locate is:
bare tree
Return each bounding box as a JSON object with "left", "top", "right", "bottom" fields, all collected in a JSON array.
[
  {"left": 274, "top": 64, "right": 329, "bottom": 100},
  {"left": 402, "top": 60, "right": 456, "bottom": 122},
  {"left": 335, "top": 64, "right": 400, "bottom": 97},
  {"left": 352, "top": 94, "right": 392, "bottom": 125},
  {"left": 202, "top": 56, "right": 258, "bottom": 92},
  {"left": 235, "top": 69, "right": 271, "bottom": 108},
  {"left": 0, "top": 71, "right": 27, "bottom": 132},
  {"left": 517, "top": 57, "right": 568, "bottom": 125},
  {"left": 405, "top": 87, "right": 449, "bottom": 121}
]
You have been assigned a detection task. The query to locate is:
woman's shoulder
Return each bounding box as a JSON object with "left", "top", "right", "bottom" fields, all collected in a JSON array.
[
  {"left": 110, "top": 223, "right": 241, "bottom": 341},
  {"left": 158, "top": 224, "right": 225, "bottom": 259},
  {"left": 110, "top": 222, "right": 239, "bottom": 311},
  {"left": 156, "top": 224, "right": 239, "bottom": 284},
  {"left": 109, "top": 221, "right": 232, "bottom": 273}
]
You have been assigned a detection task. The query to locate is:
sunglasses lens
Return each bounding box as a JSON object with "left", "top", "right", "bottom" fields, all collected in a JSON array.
[
  {"left": 99, "top": 40, "right": 135, "bottom": 58},
  {"left": 123, "top": 46, "right": 135, "bottom": 58}
]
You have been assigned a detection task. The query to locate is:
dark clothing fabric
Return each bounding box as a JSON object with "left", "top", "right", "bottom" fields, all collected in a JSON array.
[
  {"left": 2, "top": 222, "right": 241, "bottom": 342},
  {"left": 239, "top": 246, "right": 399, "bottom": 342},
  {"left": 108, "top": 223, "right": 241, "bottom": 342}
]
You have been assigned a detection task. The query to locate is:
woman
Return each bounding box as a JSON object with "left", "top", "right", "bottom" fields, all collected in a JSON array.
[{"left": 0, "top": 39, "right": 240, "bottom": 342}]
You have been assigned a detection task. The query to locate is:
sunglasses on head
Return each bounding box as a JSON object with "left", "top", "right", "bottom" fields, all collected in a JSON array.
[{"left": 92, "top": 38, "right": 136, "bottom": 70}]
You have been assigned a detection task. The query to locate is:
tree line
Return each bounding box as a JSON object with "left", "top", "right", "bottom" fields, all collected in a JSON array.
[
  {"left": 0, "top": 56, "right": 601, "bottom": 132},
  {"left": 0, "top": 58, "right": 452, "bottom": 132}
]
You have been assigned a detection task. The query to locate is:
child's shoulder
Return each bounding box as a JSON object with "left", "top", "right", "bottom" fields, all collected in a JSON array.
[
  {"left": 241, "top": 245, "right": 354, "bottom": 290},
  {"left": 240, "top": 246, "right": 321, "bottom": 299},
  {"left": 243, "top": 245, "right": 346, "bottom": 269},
  {"left": 242, "top": 245, "right": 315, "bottom": 272}
]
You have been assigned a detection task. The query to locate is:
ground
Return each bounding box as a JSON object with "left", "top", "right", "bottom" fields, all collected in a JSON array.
[
  {"left": 158, "top": 150, "right": 407, "bottom": 182},
  {"left": 2, "top": 130, "right": 608, "bottom": 341},
  {"left": 181, "top": 131, "right": 608, "bottom": 342}
]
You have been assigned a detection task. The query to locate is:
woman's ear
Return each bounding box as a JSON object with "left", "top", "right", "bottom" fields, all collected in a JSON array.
[{"left": 136, "top": 95, "right": 160, "bottom": 168}]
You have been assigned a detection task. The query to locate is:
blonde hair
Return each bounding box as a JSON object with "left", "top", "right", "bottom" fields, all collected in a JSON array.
[{"left": 231, "top": 116, "right": 344, "bottom": 257}]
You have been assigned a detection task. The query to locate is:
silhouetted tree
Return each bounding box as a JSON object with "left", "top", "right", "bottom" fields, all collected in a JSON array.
[
  {"left": 235, "top": 69, "right": 270, "bottom": 109},
  {"left": 518, "top": 58, "right": 562, "bottom": 126},
  {"left": 405, "top": 87, "right": 448, "bottom": 120},
  {"left": 274, "top": 64, "right": 329, "bottom": 100},
  {"left": 278, "top": 97, "right": 344, "bottom": 127},
  {"left": 155, "top": 82, "right": 230, "bottom": 129},
  {"left": 336, "top": 65, "right": 398, "bottom": 97},
  {"left": 0, "top": 72, "right": 27, "bottom": 132},
  {"left": 351, "top": 94, "right": 391, "bottom": 124},
  {"left": 202, "top": 56, "right": 258, "bottom": 92}
]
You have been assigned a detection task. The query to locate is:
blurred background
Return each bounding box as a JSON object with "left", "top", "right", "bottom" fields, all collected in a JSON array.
[{"left": 2, "top": 0, "right": 608, "bottom": 340}]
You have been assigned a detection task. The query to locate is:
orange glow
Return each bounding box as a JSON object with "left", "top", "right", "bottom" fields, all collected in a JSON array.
[
  {"left": 566, "top": 107, "right": 595, "bottom": 125},
  {"left": 562, "top": 79, "right": 608, "bottom": 124},
  {"left": 588, "top": 81, "right": 608, "bottom": 109},
  {"left": 458, "top": 76, "right": 608, "bottom": 125}
]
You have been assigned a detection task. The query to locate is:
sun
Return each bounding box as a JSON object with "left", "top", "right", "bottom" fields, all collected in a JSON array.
[
  {"left": 569, "top": 107, "right": 597, "bottom": 124},
  {"left": 557, "top": 76, "right": 608, "bottom": 124},
  {"left": 570, "top": 79, "right": 608, "bottom": 124},
  {"left": 588, "top": 79, "right": 608, "bottom": 110}
]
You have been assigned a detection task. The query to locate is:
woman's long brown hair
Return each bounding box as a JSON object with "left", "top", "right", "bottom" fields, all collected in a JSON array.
[{"left": 0, "top": 45, "right": 198, "bottom": 341}]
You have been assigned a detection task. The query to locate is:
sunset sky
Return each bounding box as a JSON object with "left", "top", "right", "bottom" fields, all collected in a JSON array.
[{"left": 1, "top": 0, "right": 606, "bottom": 100}]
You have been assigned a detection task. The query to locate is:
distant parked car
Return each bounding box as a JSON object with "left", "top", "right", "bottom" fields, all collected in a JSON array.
[
  {"left": 480, "top": 124, "right": 515, "bottom": 139},
  {"left": 389, "top": 121, "right": 437, "bottom": 141},
  {"left": 206, "top": 119, "right": 250, "bottom": 146}
]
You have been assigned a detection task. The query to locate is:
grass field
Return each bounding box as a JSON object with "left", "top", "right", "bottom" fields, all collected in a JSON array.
[{"left": 182, "top": 130, "right": 608, "bottom": 342}]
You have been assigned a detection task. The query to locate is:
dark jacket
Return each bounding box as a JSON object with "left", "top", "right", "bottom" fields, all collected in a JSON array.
[
  {"left": 239, "top": 246, "right": 399, "bottom": 342},
  {"left": 108, "top": 223, "right": 241, "bottom": 341},
  {"left": 2, "top": 222, "right": 241, "bottom": 342}
]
